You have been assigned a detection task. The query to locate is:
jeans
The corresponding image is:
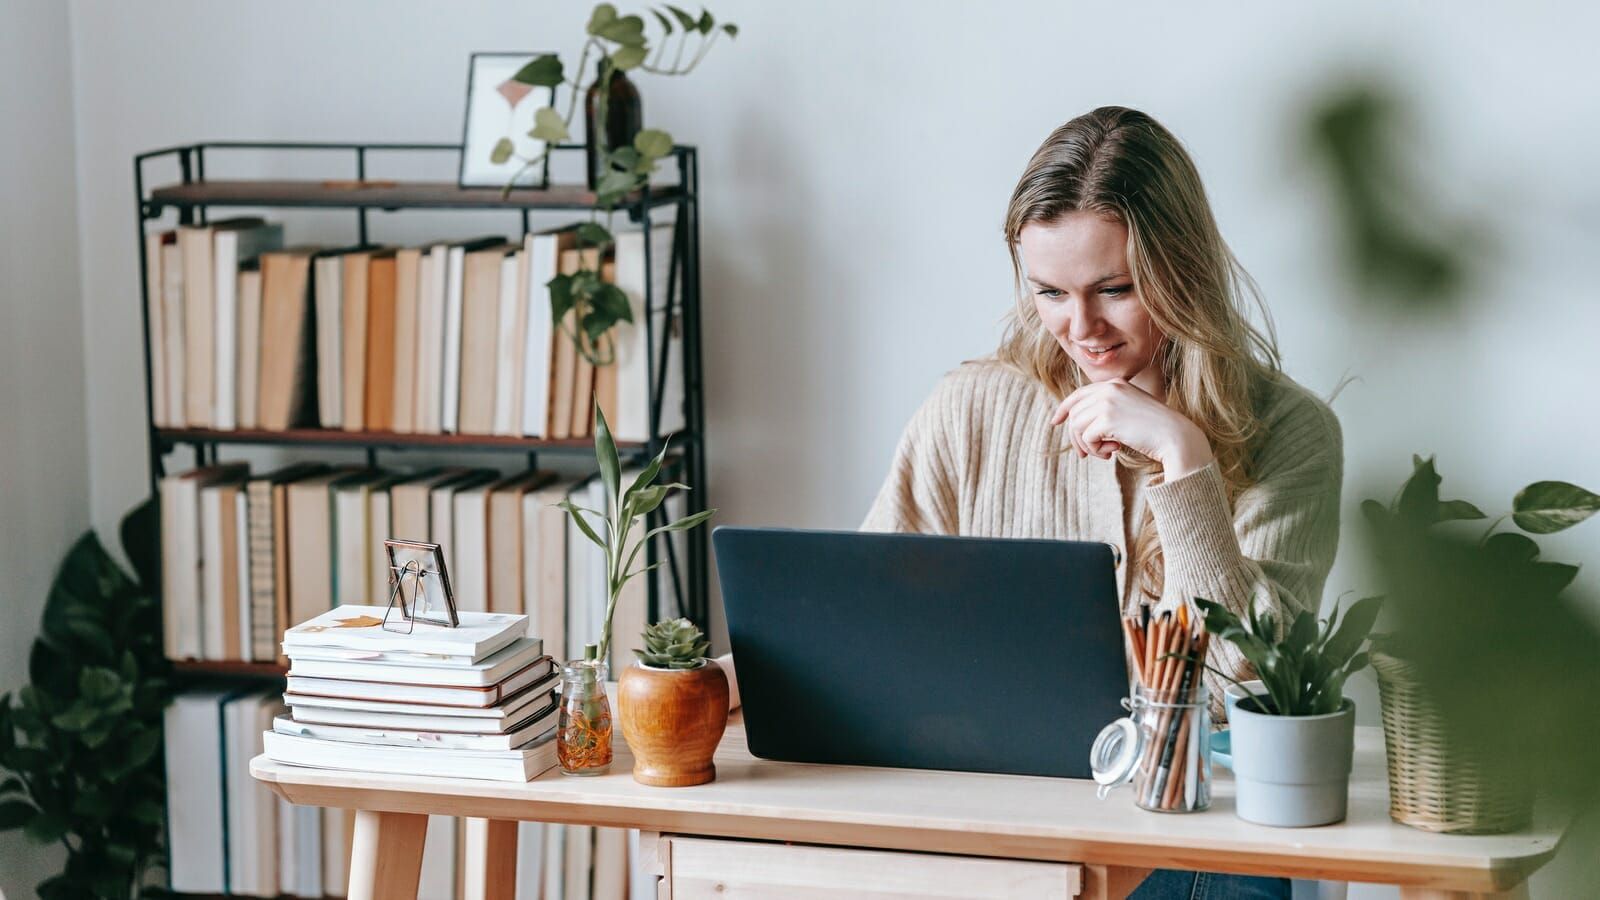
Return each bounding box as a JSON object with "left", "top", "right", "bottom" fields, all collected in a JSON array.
[{"left": 1129, "top": 868, "right": 1292, "bottom": 900}]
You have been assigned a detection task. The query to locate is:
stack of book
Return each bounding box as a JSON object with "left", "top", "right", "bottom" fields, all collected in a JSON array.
[
  {"left": 142, "top": 214, "right": 684, "bottom": 441},
  {"left": 263, "top": 606, "right": 561, "bottom": 782}
]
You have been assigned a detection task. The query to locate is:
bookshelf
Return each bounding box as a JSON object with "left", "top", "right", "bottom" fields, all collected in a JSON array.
[{"left": 135, "top": 138, "right": 712, "bottom": 655}]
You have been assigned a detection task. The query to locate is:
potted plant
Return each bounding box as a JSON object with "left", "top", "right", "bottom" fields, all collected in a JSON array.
[
  {"left": 618, "top": 617, "right": 729, "bottom": 785},
  {"left": 1359, "top": 455, "right": 1598, "bottom": 833},
  {"left": 1194, "top": 595, "right": 1382, "bottom": 827},
  {"left": 555, "top": 399, "right": 715, "bottom": 775}
]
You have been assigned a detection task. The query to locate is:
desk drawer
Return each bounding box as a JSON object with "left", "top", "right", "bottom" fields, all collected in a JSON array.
[{"left": 654, "top": 835, "right": 1083, "bottom": 899}]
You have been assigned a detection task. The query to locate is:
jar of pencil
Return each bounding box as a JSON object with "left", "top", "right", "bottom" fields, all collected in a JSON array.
[{"left": 1091, "top": 609, "right": 1212, "bottom": 813}]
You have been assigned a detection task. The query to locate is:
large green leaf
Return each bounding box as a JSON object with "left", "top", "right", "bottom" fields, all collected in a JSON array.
[
  {"left": 1512, "top": 481, "right": 1600, "bottom": 534},
  {"left": 530, "top": 106, "right": 570, "bottom": 143},
  {"left": 511, "top": 54, "right": 565, "bottom": 88},
  {"left": 556, "top": 500, "right": 608, "bottom": 552},
  {"left": 611, "top": 45, "right": 648, "bottom": 70},
  {"left": 1322, "top": 595, "right": 1383, "bottom": 671},
  {"left": 664, "top": 4, "right": 698, "bottom": 29},
  {"left": 596, "top": 14, "right": 647, "bottom": 46},
  {"left": 587, "top": 3, "right": 619, "bottom": 35},
  {"left": 593, "top": 401, "right": 622, "bottom": 507},
  {"left": 642, "top": 508, "right": 718, "bottom": 543},
  {"left": 548, "top": 273, "right": 576, "bottom": 323},
  {"left": 650, "top": 8, "right": 675, "bottom": 35},
  {"left": 633, "top": 128, "right": 674, "bottom": 159},
  {"left": 119, "top": 499, "right": 159, "bottom": 591}
]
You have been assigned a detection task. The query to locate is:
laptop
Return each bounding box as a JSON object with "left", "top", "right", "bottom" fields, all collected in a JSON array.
[{"left": 713, "top": 526, "right": 1128, "bottom": 779}]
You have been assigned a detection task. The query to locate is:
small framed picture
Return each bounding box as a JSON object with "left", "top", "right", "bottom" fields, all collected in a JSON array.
[
  {"left": 383, "top": 539, "right": 458, "bottom": 631},
  {"left": 458, "top": 51, "right": 557, "bottom": 190}
]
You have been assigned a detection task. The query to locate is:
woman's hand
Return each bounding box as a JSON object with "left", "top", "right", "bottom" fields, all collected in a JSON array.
[{"left": 1050, "top": 379, "right": 1215, "bottom": 479}]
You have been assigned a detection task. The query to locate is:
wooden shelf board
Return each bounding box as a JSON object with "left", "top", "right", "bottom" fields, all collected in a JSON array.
[
  {"left": 146, "top": 179, "right": 684, "bottom": 211},
  {"left": 172, "top": 659, "right": 287, "bottom": 677},
  {"left": 155, "top": 427, "right": 668, "bottom": 453}
]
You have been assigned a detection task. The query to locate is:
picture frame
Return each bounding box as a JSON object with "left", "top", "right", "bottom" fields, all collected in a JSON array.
[
  {"left": 382, "top": 539, "right": 459, "bottom": 630},
  {"left": 458, "top": 51, "right": 557, "bottom": 190}
]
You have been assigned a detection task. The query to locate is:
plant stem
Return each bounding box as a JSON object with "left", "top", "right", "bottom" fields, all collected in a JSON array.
[
  {"left": 1478, "top": 513, "right": 1509, "bottom": 545},
  {"left": 679, "top": 31, "right": 720, "bottom": 75}
]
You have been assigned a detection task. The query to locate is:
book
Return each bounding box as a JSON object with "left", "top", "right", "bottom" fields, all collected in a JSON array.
[
  {"left": 213, "top": 220, "right": 283, "bottom": 430},
  {"left": 286, "top": 656, "right": 555, "bottom": 705},
  {"left": 272, "top": 702, "right": 556, "bottom": 751},
  {"left": 225, "top": 690, "right": 284, "bottom": 897},
  {"left": 606, "top": 220, "right": 686, "bottom": 441},
  {"left": 143, "top": 229, "right": 173, "bottom": 427},
  {"left": 561, "top": 247, "right": 603, "bottom": 439},
  {"left": 160, "top": 464, "right": 248, "bottom": 659},
  {"left": 414, "top": 243, "right": 449, "bottom": 433},
  {"left": 313, "top": 249, "right": 357, "bottom": 429},
  {"left": 236, "top": 262, "right": 264, "bottom": 429},
  {"left": 523, "top": 477, "right": 574, "bottom": 649},
  {"left": 286, "top": 469, "right": 362, "bottom": 628},
  {"left": 566, "top": 476, "right": 608, "bottom": 660},
  {"left": 452, "top": 477, "right": 493, "bottom": 612},
  {"left": 365, "top": 473, "right": 406, "bottom": 601},
  {"left": 258, "top": 247, "right": 322, "bottom": 430},
  {"left": 442, "top": 236, "right": 506, "bottom": 433},
  {"left": 391, "top": 246, "right": 424, "bottom": 433},
  {"left": 341, "top": 249, "right": 376, "bottom": 432},
  {"left": 459, "top": 242, "right": 516, "bottom": 434},
  {"left": 200, "top": 474, "right": 248, "bottom": 660},
  {"left": 495, "top": 248, "right": 528, "bottom": 436},
  {"left": 283, "top": 603, "right": 527, "bottom": 661},
  {"left": 388, "top": 467, "right": 467, "bottom": 544},
  {"left": 432, "top": 469, "right": 496, "bottom": 581},
  {"left": 333, "top": 470, "right": 391, "bottom": 606},
  {"left": 165, "top": 687, "right": 236, "bottom": 892},
  {"left": 160, "top": 239, "right": 186, "bottom": 428},
  {"left": 285, "top": 678, "right": 553, "bottom": 731},
  {"left": 234, "top": 485, "right": 252, "bottom": 660},
  {"left": 490, "top": 471, "right": 557, "bottom": 616},
  {"left": 365, "top": 250, "right": 400, "bottom": 432},
  {"left": 246, "top": 463, "right": 327, "bottom": 662},
  {"left": 179, "top": 217, "right": 261, "bottom": 426},
  {"left": 520, "top": 227, "right": 579, "bottom": 438},
  {"left": 264, "top": 726, "right": 559, "bottom": 782},
  {"left": 288, "top": 638, "right": 548, "bottom": 688}
]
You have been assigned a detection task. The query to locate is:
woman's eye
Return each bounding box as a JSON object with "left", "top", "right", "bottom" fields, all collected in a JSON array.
[
  {"left": 1102, "top": 285, "right": 1131, "bottom": 296},
  {"left": 1035, "top": 288, "right": 1063, "bottom": 299}
]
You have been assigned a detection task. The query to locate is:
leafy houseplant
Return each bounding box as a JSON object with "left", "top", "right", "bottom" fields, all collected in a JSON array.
[
  {"left": 618, "top": 618, "right": 729, "bottom": 786},
  {"left": 0, "top": 502, "right": 172, "bottom": 899},
  {"left": 1195, "top": 596, "right": 1381, "bottom": 827},
  {"left": 1359, "top": 455, "right": 1599, "bottom": 833},
  {"left": 495, "top": 3, "right": 738, "bottom": 367}
]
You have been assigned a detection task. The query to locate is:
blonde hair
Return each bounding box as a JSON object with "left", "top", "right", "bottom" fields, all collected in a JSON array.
[{"left": 996, "top": 106, "right": 1282, "bottom": 606}]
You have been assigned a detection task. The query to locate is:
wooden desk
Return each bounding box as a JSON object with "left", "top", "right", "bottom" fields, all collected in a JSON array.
[{"left": 252, "top": 717, "right": 1560, "bottom": 899}]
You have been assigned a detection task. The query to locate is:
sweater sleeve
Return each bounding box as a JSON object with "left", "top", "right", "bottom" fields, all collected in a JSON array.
[
  {"left": 860, "top": 380, "right": 963, "bottom": 534},
  {"left": 1142, "top": 393, "right": 1344, "bottom": 695}
]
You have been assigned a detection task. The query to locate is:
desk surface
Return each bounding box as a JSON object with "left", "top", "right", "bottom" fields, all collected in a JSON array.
[{"left": 252, "top": 717, "right": 1560, "bottom": 894}]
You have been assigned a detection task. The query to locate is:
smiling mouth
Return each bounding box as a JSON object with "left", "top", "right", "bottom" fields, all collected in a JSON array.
[{"left": 1081, "top": 342, "right": 1125, "bottom": 361}]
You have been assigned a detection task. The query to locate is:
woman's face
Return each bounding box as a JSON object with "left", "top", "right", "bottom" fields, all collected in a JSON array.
[{"left": 1018, "top": 212, "right": 1164, "bottom": 390}]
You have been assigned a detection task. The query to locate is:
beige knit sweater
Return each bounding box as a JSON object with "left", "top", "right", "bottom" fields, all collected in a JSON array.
[{"left": 860, "top": 360, "right": 1344, "bottom": 707}]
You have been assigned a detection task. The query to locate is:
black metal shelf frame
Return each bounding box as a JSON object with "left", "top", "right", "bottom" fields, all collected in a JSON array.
[{"left": 133, "top": 140, "right": 710, "bottom": 629}]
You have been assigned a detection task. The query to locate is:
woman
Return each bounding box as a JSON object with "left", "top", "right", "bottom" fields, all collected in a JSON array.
[{"left": 861, "top": 106, "right": 1342, "bottom": 900}]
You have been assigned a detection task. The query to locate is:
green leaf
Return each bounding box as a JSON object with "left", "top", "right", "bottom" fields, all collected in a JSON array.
[
  {"left": 50, "top": 703, "right": 99, "bottom": 733},
  {"left": 634, "top": 128, "right": 674, "bottom": 159},
  {"left": 1436, "top": 499, "right": 1486, "bottom": 522},
  {"left": 1512, "top": 481, "right": 1600, "bottom": 534},
  {"left": 650, "top": 8, "right": 675, "bottom": 35},
  {"left": 512, "top": 54, "right": 565, "bottom": 87},
  {"left": 79, "top": 667, "right": 121, "bottom": 701},
  {"left": 611, "top": 45, "right": 648, "bottom": 70},
  {"left": 530, "top": 105, "right": 570, "bottom": 143},
  {"left": 0, "top": 777, "right": 22, "bottom": 797},
  {"left": 131, "top": 799, "right": 164, "bottom": 825},
  {"left": 594, "top": 401, "right": 622, "bottom": 507},
  {"left": 490, "top": 137, "right": 515, "bottom": 165},
  {"left": 0, "top": 800, "right": 36, "bottom": 831},
  {"left": 23, "top": 811, "right": 67, "bottom": 844},
  {"left": 548, "top": 273, "right": 576, "bottom": 323},
  {"left": 577, "top": 222, "right": 614, "bottom": 248},
  {"left": 597, "top": 14, "right": 647, "bottom": 46},
  {"left": 557, "top": 500, "right": 608, "bottom": 552},
  {"left": 722, "top": 22, "right": 738, "bottom": 38},
  {"left": 1485, "top": 531, "right": 1540, "bottom": 564},
  {"left": 696, "top": 8, "right": 715, "bottom": 33},
  {"left": 643, "top": 508, "right": 717, "bottom": 542},
  {"left": 608, "top": 147, "right": 641, "bottom": 172},
  {"left": 119, "top": 498, "right": 160, "bottom": 590},
  {"left": 592, "top": 283, "right": 635, "bottom": 325},
  {"left": 1322, "top": 595, "right": 1383, "bottom": 672},
  {"left": 595, "top": 169, "right": 641, "bottom": 199},
  {"left": 587, "top": 3, "right": 619, "bottom": 36},
  {"left": 1396, "top": 455, "right": 1441, "bottom": 525},
  {"left": 1528, "top": 561, "right": 1581, "bottom": 597},
  {"left": 664, "top": 4, "right": 698, "bottom": 29}
]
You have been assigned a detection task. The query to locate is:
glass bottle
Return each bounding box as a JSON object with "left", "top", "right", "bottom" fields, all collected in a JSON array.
[
  {"left": 584, "top": 58, "right": 643, "bottom": 190},
  {"left": 1091, "top": 682, "right": 1211, "bottom": 813},
  {"left": 557, "top": 644, "right": 613, "bottom": 775}
]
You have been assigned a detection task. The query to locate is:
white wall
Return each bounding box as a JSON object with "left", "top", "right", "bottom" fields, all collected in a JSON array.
[
  {"left": 0, "top": 0, "right": 89, "bottom": 894},
  {"left": 55, "top": 1, "right": 1600, "bottom": 896}
]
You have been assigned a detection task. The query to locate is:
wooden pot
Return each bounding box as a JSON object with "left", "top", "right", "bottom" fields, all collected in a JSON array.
[{"left": 617, "top": 660, "right": 729, "bottom": 786}]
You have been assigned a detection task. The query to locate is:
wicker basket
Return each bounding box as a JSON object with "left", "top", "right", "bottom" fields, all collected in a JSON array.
[{"left": 1371, "top": 650, "right": 1533, "bottom": 833}]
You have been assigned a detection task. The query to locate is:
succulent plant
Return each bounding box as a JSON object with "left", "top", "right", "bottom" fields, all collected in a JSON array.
[{"left": 635, "top": 617, "right": 710, "bottom": 669}]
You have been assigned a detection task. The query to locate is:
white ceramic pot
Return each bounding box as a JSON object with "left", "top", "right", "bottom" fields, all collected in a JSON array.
[{"left": 1228, "top": 697, "right": 1355, "bottom": 827}]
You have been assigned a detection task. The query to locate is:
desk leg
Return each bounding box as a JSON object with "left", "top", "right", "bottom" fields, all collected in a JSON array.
[
  {"left": 1399, "top": 886, "right": 1531, "bottom": 900},
  {"left": 462, "top": 817, "right": 518, "bottom": 900},
  {"left": 1082, "top": 865, "right": 1152, "bottom": 900},
  {"left": 347, "top": 809, "right": 427, "bottom": 900}
]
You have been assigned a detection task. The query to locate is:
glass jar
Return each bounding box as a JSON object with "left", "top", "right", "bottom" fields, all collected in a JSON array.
[
  {"left": 557, "top": 650, "right": 613, "bottom": 776},
  {"left": 1091, "top": 683, "right": 1211, "bottom": 813}
]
